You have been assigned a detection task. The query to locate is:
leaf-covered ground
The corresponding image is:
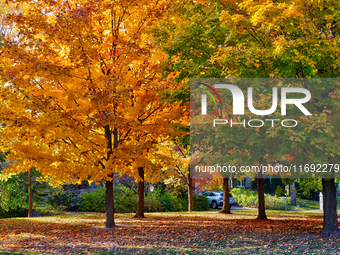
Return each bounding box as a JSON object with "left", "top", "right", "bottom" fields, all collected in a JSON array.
[{"left": 1, "top": 210, "right": 340, "bottom": 254}]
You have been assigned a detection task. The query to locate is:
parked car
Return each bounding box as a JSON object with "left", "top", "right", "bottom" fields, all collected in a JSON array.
[{"left": 199, "top": 191, "right": 235, "bottom": 209}]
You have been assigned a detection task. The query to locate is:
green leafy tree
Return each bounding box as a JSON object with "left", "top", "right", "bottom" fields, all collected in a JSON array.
[
  {"left": 216, "top": 0, "right": 340, "bottom": 235},
  {"left": 155, "top": 0, "right": 340, "bottom": 234},
  {"left": 0, "top": 167, "right": 50, "bottom": 217}
]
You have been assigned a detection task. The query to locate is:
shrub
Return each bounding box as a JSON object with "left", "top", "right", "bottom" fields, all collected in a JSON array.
[
  {"left": 79, "top": 187, "right": 137, "bottom": 213},
  {"left": 48, "top": 189, "right": 83, "bottom": 211},
  {"left": 0, "top": 173, "right": 29, "bottom": 214},
  {"left": 144, "top": 196, "right": 165, "bottom": 212},
  {"left": 78, "top": 187, "right": 210, "bottom": 213},
  {"left": 145, "top": 188, "right": 186, "bottom": 212},
  {"left": 295, "top": 179, "right": 321, "bottom": 201},
  {"left": 145, "top": 190, "right": 209, "bottom": 212},
  {"left": 192, "top": 195, "right": 210, "bottom": 211},
  {"left": 0, "top": 207, "right": 26, "bottom": 218},
  {"left": 0, "top": 167, "right": 51, "bottom": 218},
  {"left": 79, "top": 188, "right": 105, "bottom": 212},
  {"left": 230, "top": 188, "right": 291, "bottom": 210},
  {"left": 114, "top": 189, "right": 137, "bottom": 213},
  {"left": 265, "top": 195, "right": 291, "bottom": 210}
]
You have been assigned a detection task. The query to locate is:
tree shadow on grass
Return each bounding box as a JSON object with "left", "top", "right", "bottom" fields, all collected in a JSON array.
[{"left": 0, "top": 212, "right": 333, "bottom": 254}]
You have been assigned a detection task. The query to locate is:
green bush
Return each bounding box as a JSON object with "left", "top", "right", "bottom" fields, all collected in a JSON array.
[
  {"left": 78, "top": 188, "right": 105, "bottom": 212},
  {"left": 48, "top": 189, "right": 83, "bottom": 211},
  {"left": 144, "top": 188, "right": 186, "bottom": 212},
  {"left": 0, "top": 167, "right": 50, "bottom": 218},
  {"left": 0, "top": 173, "right": 29, "bottom": 214},
  {"left": 145, "top": 195, "right": 165, "bottom": 212},
  {"left": 78, "top": 187, "right": 210, "bottom": 213},
  {"left": 230, "top": 188, "right": 291, "bottom": 210},
  {"left": 79, "top": 187, "right": 137, "bottom": 213},
  {"left": 145, "top": 190, "right": 209, "bottom": 212},
  {"left": 192, "top": 195, "right": 210, "bottom": 211},
  {"left": 114, "top": 189, "right": 137, "bottom": 213},
  {"left": 265, "top": 195, "right": 291, "bottom": 210},
  {"left": 0, "top": 207, "right": 26, "bottom": 218},
  {"left": 296, "top": 179, "right": 321, "bottom": 201}
]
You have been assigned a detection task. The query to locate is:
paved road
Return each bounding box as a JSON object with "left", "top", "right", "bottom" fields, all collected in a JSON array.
[
  {"left": 231, "top": 206, "right": 256, "bottom": 210},
  {"left": 212, "top": 206, "right": 256, "bottom": 210}
]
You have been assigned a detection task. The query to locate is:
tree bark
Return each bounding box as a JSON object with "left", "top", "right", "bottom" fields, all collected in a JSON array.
[
  {"left": 321, "top": 178, "right": 340, "bottom": 236},
  {"left": 257, "top": 170, "right": 267, "bottom": 220},
  {"left": 250, "top": 179, "right": 255, "bottom": 189},
  {"left": 104, "top": 125, "right": 115, "bottom": 228},
  {"left": 290, "top": 182, "right": 296, "bottom": 206},
  {"left": 134, "top": 167, "right": 145, "bottom": 218},
  {"left": 105, "top": 174, "right": 115, "bottom": 228},
  {"left": 188, "top": 173, "right": 194, "bottom": 212},
  {"left": 28, "top": 168, "right": 32, "bottom": 217},
  {"left": 219, "top": 178, "right": 231, "bottom": 214},
  {"left": 231, "top": 178, "right": 237, "bottom": 189}
]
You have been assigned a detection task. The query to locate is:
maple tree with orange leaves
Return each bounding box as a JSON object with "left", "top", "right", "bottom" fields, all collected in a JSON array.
[{"left": 0, "top": 0, "right": 186, "bottom": 227}]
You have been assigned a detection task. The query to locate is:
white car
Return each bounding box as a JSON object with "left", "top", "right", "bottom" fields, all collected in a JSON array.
[{"left": 200, "top": 191, "right": 235, "bottom": 209}]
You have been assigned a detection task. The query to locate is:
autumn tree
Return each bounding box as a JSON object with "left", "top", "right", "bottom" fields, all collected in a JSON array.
[
  {"left": 162, "top": 143, "right": 195, "bottom": 211},
  {"left": 153, "top": 0, "right": 230, "bottom": 212},
  {"left": 0, "top": 0, "right": 183, "bottom": 228},
  {"left": 216, "top": 0, "right": 340, "bottom": 234},
  {"left": 155, "top": 0, "right": 340, "bottom": 229},
  {"left": 132, "top": 139, "right": 172, "bottom": 218}
]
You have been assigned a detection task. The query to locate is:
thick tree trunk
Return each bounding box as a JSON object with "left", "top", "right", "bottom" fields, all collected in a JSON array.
[
  {"left": 134, "top": 167, "right": 145, "bottom": 218},
  {"left": 105, "top": 174, "right": 115, "bottom": 228},
  {"left": 290, "top": 182, "right": 296, "bottom": 206},
  {"left": 219, "top": 178, "right": 231, "bottom": 214},
  {"left": 188, "top": 173, "right": 194, "bottom": 212},
  {"left": 257, "top": 171, "right": 267, "bottom": 220},
  {"left": 28, "top": 168, "right": 32, "bottom": 217},
  {"left": 104, "top": 125, "right": 116, "bottom": 228},
  {"left": 321, "top": 178, "right": 339, "bottom": 236}
]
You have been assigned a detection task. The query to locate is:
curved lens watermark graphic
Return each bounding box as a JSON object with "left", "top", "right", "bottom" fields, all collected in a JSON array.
[
  {"left": 190, "top": 78, "right": 340, "bottom": 179},
  {"left": 199, "top": 82, "right": 223, "bottom": 116}
]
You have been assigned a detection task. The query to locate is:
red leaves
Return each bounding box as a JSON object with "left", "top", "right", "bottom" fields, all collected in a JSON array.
[{"left": 0, "top": 211, "right": 335, "bottom": 254}]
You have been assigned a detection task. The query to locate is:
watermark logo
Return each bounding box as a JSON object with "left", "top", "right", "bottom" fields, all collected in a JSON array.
[
  {"left": 201, "top": 84, "right": 311, "bottom": 116},
  {"left": 190, "top": 78, "right": 339, "bottom": 180}
]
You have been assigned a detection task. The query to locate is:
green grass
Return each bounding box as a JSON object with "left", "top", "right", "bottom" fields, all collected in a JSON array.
[
  {"left": 288, "top": 197, "right": 340, "bottom": 211},
  {"left": 288, "top": 198, "right": 320, "bottom": 211}
]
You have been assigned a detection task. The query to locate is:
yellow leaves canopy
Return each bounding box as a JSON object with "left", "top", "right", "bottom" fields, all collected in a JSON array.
[{"left": 0, "top": 0, "right": 185, "bottom": 184}]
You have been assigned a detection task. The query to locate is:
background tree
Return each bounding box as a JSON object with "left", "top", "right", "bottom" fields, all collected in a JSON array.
[
  {"left": 217, "top": 0, "right": 340, "bottom": 234},
  {"left": 0, "top": 166, "right": 50, "bottom": 217},
  {"left": 155, "top": 0, "right": 340, "bottom": 227},
  {"left": 162, "top": 144, "right": 194, "bottom": 211}
]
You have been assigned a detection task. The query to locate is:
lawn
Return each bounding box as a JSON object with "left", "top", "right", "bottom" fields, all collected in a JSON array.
[
  {"left": 276, "top": 197, "right": 340, "bottom": 211},
  {"left": 1, "top": 210, "right": 340, "bottom": 254}
]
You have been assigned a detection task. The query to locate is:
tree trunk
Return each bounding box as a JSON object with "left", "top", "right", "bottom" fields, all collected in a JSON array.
[
  {"left": 231, "top": 178, "right": 237, "bottom": 189},
  {"left": 188, "top": 173, "right": 194, "bottom": 212},
  {"left": 257, "top": 171, "right": 267, "bottom": 220},
  {"left": 321, "top": 178, "right": 339, "bottom": 236},
  {"left": 250, "top": 179, "right": 255, "bottom": 189},
  {"left": 219, "top": 178, "right": 231, "bottom": 214},
  {"left": 290, "top": 182, "right": 296, "bottom": 206},
  {"left": 28, "top": 168, "right": 32, "bottom": 217},
  {"left": 134, "top": 167, "right": 145, "bottom": 218},
  {"left": 104, "top": 125, "right": 115, "bottom": 228},
  {"left": 105, "top": 175, "right": 115, "bottom": 228}
]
